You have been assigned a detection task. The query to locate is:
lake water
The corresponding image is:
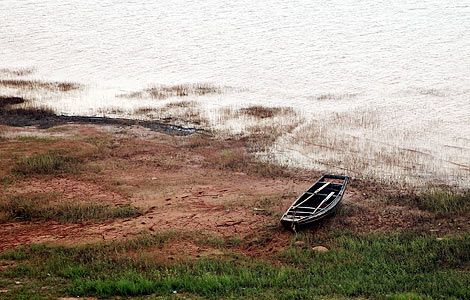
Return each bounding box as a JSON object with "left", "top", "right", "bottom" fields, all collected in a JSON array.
[{"left": 1, "top": 0, "right": 469, "bottom": 187}]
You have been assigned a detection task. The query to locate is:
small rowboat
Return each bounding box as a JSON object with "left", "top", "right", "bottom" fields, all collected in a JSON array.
[{"left": 281, "top": 174, "right": 349, "bottom": 231}]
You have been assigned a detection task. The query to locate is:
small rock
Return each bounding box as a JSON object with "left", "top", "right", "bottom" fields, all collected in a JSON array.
[
  {"left": 173, "top": 290, "right": 177, "bottom": 294},
  {"left": 151, "top": 177, "right": 157, "bottom": 180},
  {"left": 15, "top": 281, "right": 21, "bottom": 285},
  {"left": 294, "top": 241, "right": 305, "bottom": 246},
  {"left": 312, "top": 246, "right": 329, "bottom": 252}
]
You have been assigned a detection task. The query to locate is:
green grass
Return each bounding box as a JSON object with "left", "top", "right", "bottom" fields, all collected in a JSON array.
[
  {"left": 0, "top": 193, "right": 142, "bottom": 223},
  {"left": 389, "top": 188, "right": 470, "bottom": 216},
  {"left": 417, "top": 189, "right": 470, "bottom": 215},
  {"left": 0, "top": 232, "right": 468, "bottom": 299},
  {"left": 16, "top": 136, "right": 56, "bottom": 142},
  {"left": 386, "top": 293, "right": 431, "bottom": 300},
  {"left": 12, "top": 151, "right": 82, "bottom": 176}
]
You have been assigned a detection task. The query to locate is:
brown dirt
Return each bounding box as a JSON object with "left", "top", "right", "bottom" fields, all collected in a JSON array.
[{"left": 0, "top": 123, "right": 468, "bottom": 257}]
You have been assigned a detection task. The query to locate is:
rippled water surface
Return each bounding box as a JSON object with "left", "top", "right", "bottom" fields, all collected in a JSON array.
[{"left": 2, "top": 0, "right": 470, "bottom": 186}]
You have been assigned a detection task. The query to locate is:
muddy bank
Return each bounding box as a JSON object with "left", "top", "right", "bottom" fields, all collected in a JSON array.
[{"left": 0, "top": 96, "right": 204, "bottom": 136}]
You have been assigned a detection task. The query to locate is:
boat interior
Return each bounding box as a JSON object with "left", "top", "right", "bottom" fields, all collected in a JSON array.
[{"left": 283, "top": 177, "right": 346, "bottom": 220}]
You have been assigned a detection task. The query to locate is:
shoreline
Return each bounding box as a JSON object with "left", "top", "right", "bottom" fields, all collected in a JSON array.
[{"left": 0, "top": 118, "right": 469, "bottom": 299}]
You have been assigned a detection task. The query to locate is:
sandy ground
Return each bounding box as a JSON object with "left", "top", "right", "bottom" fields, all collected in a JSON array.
[{"left": 1, "top": 123, "right": 468, "bottom": 257}]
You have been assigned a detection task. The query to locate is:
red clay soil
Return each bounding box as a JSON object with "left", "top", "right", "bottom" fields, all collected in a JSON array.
[{"left": 0, "top": 124, "right": 468, "bottom": 256}]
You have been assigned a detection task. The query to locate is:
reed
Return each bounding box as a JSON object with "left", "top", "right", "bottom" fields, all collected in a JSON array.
[
  {"left": 313, "top": 92, "right": 357, "bottom": 100},
  {"left": 237, "top": 106, "right": 295, "bottom": 119},
  {"left": 120, "top": 83, "right": 222, "bottom": 100},
  {"left": 0, "top": 79, "right": 81, "bottom": 91},
  {"left": 134, "top": 101, "right": 208, "bottom": 126},
  {"left": 0, "top": 67, "right": 35, "bottom": 77}
]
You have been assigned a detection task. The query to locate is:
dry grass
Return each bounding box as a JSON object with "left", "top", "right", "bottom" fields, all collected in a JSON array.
[
  {"left": 417, "top": 88, "right": 446, "bottom": 97},
  {"left": 0, "top": 68, "right": 35, "bottom": 77},
  {"left": 120, "top": 83, "right": 222, "bottom": 100},
  {"left": 0, "top": 79, "right": 81, "bottom": 92},
  {"left": 330, "top": 109, "right": 381, "bottom": 129},
  {"left": 96, "top": 107, "right": 125, "bottom": 115},
  {"left": 313, "top": 93, "right": 358, "bottom": 101},
  {"left": 214, "top": 105, "right": 304, "bottom": 158},
  {"left": 238, "top": 106, "right": 295, "bottom": 119},
  {"left": 220, "top": 105, "right": 296, "bottom": 120},
  {"left": 184, "top": 134, "right": 212, "bottom": 148},
  {"left": 0, "top": 192, "right": 141, "bottom": 223},
  {"left": 268, "top": 106, "right": 470, "bottom": 187},
  {"left": 134, "top": 101, "right": 208, "bottom": 126},
  {"left": 0, "top": 130, "right": 6, "bottom": 142},
  {"left": 164, "top": 100, "right": 196, "bottom": 108},
  {"left": 134, "top": 107, "right": 155, "bottom": 115},
  {"left": 208, "top": 148, "right": 288, "bottom": 178}
]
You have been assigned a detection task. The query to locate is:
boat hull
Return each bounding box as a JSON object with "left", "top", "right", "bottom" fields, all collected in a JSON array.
[{"left": 280, "top": 174, "right": 348, "bottom": 231}]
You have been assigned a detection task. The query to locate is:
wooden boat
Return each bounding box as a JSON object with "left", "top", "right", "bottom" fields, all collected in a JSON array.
[{"left": 281, "top": 174, "right": 349, "bottom": 231}]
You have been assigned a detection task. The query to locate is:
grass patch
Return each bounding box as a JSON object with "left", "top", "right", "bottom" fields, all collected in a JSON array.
[
  {"left": 16, "top": 136, "right": 56, "bottom": 142},
  {"left": 238, "top": 106, "right": 295, "bottom": 119},
  {"left": 210, "top": 149, "right": 287, "bottom": 178},
  {"left": 0, "top": 176, "right": 14, "bottom": 186},
  {"left": 0, "top": 67, "right": 35, "bottom": 77},
  {"left": 387, "top": 293, "right": 431, "bottom": 300},
  {"left": 12, "top": 151, "right": 82, "bottom": 176},
  {"left": 417, "top": 189, "right": 470, "bottom": 215},
  {"left": 121, "top": 83, "right": 222, "bottom": 100},
  {"left": 0, "top": 193, "right": 141, "bottom": 223},
  {"left": 0, "top": 79, "right": 80, "bottom": 92},
  {"left": 314, "top": 92, "right": 357, "bottom": 101},
  {"left": 0, "top": 232, "right": 468, "bottom": 299},
  {"left": 390, "top": 188, "right": 470, "bottom": 216},
  {"left": 184, "top": 134, "right": 211, "bottom": 148}
]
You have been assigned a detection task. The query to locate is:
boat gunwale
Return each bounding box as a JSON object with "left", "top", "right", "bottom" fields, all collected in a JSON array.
[{"left": 281, "top": 174, "right": 349, "bottom": 226}]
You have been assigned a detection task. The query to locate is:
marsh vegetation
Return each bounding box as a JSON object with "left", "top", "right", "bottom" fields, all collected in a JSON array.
[
  {"left": 120, "top": 83, "right": 223, "bottom": 100},
  {"left": 0, "top": 79, "right": 80, "bottom": 92},
  {"left": 0, "top": 67, "right": 35, "bottom": 77}
]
